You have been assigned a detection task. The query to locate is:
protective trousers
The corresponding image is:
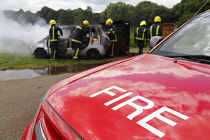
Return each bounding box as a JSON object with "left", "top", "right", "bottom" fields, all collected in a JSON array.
[
  {"left": 107, "top": 42, "right": 115, "bottom": 57},
  {"left": 72, "top": 42, "right": 82, "bottom": 60},
  {"left": 50, "top": 41, "right": 58, "bottom": 60},
  {"left": 136, "top": 40, "right": 145, "bottom": 54}
]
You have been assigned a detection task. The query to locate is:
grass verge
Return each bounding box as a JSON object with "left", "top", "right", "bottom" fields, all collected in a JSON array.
[
  {"left": 0, "top": 53, "right": 131, "bottom": 70},
  {"left": 0, "top": 46, "right": 151, "bottom": 70}
]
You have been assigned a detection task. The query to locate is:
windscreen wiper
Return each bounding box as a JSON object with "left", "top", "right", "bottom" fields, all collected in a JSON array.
[{"left": 167, "top": 55, "right": 210, "bottom": 64}]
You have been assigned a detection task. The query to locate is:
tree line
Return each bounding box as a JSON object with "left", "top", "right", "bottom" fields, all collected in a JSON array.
[{"left": 2, "top": 0, "right": 210, "bottom": 27}]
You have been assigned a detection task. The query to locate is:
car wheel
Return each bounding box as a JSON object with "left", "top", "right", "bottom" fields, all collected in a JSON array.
[
  {"left": 87, "top": 49, "right": 100, "bottom": 60},
  {"left": 34, "top": 49, "right": 47, "bottom": 59}
]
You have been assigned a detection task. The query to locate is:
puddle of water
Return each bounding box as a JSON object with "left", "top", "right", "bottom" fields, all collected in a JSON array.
[{"left": 0, "top": 64, "right": 101, "bottom": 81}]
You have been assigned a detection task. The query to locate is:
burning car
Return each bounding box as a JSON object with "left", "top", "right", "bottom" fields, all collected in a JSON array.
[
  {"left": 22, "top": 10, "right": 210, "bottom": 140},
  {"left": 31, "top": 25, "right": 111, "bottom": 60}
]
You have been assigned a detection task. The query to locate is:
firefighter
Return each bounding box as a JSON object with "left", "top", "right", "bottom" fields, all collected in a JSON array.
[
  {"left": 49, "top": 19, "right": 63, "bottom": 60},
  {"left": 150, "top": 16, "right": 162, "bottom": 39},
  {"left": 134, "top": 20, "right": 149, "bottom": 54},
  {"left": 71, "top": 20, "right": 90, "bottom": 60},
  {"left": 103, "top": 19, "right": 117, "bottom": 57}
]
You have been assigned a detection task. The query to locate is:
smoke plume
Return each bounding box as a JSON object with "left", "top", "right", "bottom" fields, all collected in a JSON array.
[{"left": 0, "top": 12, "right": 49, "bottom": 54}]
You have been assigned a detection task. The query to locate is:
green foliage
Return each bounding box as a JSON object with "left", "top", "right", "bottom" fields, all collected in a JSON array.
[
  {"left": 100, "top": 10, "right": 108, "bottom": 22},
  {"left": 83, "top": 6, "right": 93, "bottom": 22},
  {"left": 105, "top": 2, "right": 133, "bottom": 21},
  {"left": 21, "top": 12, "right": 34, "bottom": 23},
  {"left": 130, "top": 27, "right": 137, "bottom": 48},
  {"left": 92, "top": 13, "right": 101, "bottom": 24},
  {"left": 3, "top": 9, "right": 36, "bottom": 24},
  {"left": 132, "top": 1, "right": 175, "bottom": 27},
  {"left": 58, "top": 9, "right": 74, "bottom": 25},
  {"left": 173, "top": 0, "right": 210, "bottom": 26},
  {"left": 2, "top": 0, "right": 210, "bottom": 28},
  {"left": 37, "top": 6, "right": 52, "bottom": 22},
  {"left": 72, "top": 8, "right": 84, "bottom": 25},
  {"left": 132, "top": 1, "right": 157, "bottom": 26},
  {"left": 46, "top": 9, "right": 59, "bottom": 22}
]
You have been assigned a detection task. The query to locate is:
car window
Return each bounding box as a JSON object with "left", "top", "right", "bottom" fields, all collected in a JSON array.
[
  {"left": 151, "top": 11, "right": 210, "bottom": 58},
  {"left": 68, "top": 26, "right": 76, "bottom": 38},
  {"left": 62, "top": 28, "right": 71, "bottom": 38},
  {"left": 89, "top": 26, "right": 98, "bottom": 38}
]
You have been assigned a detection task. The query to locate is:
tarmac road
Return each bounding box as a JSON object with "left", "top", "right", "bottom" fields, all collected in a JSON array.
[{"left": 0, "top": 73, "right": 75, "bottom": 140}]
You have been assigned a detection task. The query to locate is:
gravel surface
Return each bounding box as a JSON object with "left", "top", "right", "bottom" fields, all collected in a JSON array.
[{"left": 0, "top": 73, "right": 75, "bottom": 140}]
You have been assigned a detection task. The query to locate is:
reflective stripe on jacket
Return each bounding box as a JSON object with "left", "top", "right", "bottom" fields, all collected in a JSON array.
[
  {"left": 134, "top": 26, "right": 148, "bottom": 41},
  {"left": 71, "top": 24, "right": 89, "bottom": 44},
  {"left": 150, "top": 23, "right": 162, "bottom": 39},
  {"left": 136, "top": 27, "right": 146, "bottom": 40},
  {"left": 49, "top": 25, "right": 63, "bottom": 42},
  {"left": 103, "top": 24, "right": 117, "bottom": 42}
]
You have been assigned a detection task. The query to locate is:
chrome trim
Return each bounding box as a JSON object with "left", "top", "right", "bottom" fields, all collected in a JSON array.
[{"left": 35, "top": 121, "right": 47, "bottom": 140}]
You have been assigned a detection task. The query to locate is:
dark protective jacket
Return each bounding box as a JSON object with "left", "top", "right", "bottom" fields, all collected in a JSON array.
[
  {"left": 102, "top": 24, "right": 117, "bottom": 42},
  {"left": 49, "top": 25, "right": 63, "bottom": 42},
  {"left": 71, "top": 24, "right": 89, "bottom": 44},
  {"left": 134, "top": 26, "right": 148, "bottom": 41},
  {"left": 149, "top": 23, "right": 162, "bottom": 39}
]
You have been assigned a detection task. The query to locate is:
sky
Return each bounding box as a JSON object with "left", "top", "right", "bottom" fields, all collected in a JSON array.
[{"left": 0, "top": 0, "right": 181, "bottom": 13}]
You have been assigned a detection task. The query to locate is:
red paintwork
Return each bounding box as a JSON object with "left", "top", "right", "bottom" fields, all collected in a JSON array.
[
  {"left": 21, "top": 119, "right": 33, "bottom": 140},
  {"left": 45, "top": 54, "right": 210, "bottom": 139},
  {"left": 22, "top": 10, "right": 210, "bottom": 140},
  {"left": 22, "top": 53, "right": 210, "bottom": 140}
]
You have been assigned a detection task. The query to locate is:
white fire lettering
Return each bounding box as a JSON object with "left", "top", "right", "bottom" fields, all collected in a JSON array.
[
  {"left": 90, "top": 86, "right": 126, "bottom": 98},
  {"left": 137, "top": 106, "right": 189, "bottom": 137},
  {"left": 89, "top": 86, "right": 189, "bottom": 137},
  {"left": 104, "top": 92, "right": 133, "bottom": 106},
  {"left": 111, "top": 95, "right": 155, "bottom": 120}
]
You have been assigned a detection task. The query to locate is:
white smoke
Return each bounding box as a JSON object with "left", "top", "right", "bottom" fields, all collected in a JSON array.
[{"left": 0, "top": 12, "right": 49, "bottom": 54}]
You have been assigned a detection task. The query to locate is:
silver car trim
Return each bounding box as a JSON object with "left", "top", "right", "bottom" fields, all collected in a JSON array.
[{"left": 35, "top": 121, "right": 47, "bottom": 140}]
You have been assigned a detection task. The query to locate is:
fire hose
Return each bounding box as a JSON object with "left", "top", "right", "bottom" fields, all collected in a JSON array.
[{"left": 115, "top": 42, "right": 133, "bottom": 57}]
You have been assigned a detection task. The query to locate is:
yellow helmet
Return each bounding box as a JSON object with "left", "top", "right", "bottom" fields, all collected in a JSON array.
[
  {"left": 106, "top": 19, "right": 113, "bottom": 25},
  {"left": 154, "top": 16, "right": 161, "bottom": 22},
  {"left": 83, "top": 20, "right": 89, "bottom": 27},
  {"left": 49, "top": 20, "right": 56, "bottom": 25},
  {"left": 140, "top": 20, "right": 147, "bottom": 26}
]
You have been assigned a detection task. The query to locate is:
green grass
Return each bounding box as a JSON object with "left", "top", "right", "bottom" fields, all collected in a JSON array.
[
  {"left": 0, "top": 53, "right": 130, "bottom": 70},
  {"left": 0, "top": 47, "right": 151, "bottom": 70}
]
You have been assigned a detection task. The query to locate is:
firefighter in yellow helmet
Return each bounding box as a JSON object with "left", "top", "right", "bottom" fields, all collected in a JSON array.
[
  {"left": 71, "top": 20, "right": 90, "bottom": 60},
  {"left": 102, "top": 19, "right": 117, "bottom": 57},
  {"left": 149, "top": 16, "right": 162, "bottom": 39},
  {"left": 134, "top": 20, "right": 149, "bottom": 54},
  {"left": 49, "top": 20, "right": 63, "bottom": 60}
]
